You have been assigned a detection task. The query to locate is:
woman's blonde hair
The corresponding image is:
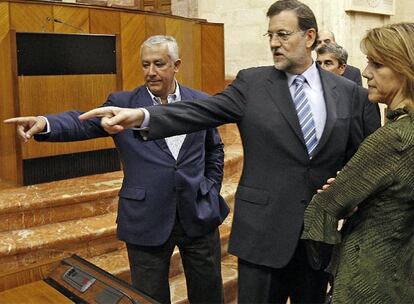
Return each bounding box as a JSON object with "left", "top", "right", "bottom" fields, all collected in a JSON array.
[{"left": 361, "top": 23, "right": 414, "bottom": 110}]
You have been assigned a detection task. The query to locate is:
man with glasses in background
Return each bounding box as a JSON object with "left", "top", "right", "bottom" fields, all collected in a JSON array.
[{"left": 79, "top": 1, "right": 380, "bottom": 302}]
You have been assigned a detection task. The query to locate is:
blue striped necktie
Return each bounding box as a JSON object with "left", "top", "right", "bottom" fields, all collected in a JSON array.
[{"left": 293, "top": 75, "right": 318, "bottom": 157}]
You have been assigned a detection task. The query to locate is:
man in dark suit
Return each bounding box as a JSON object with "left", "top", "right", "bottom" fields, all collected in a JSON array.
[
  {"left": 5, "top": 35, "right": 228, "bottom": 304},
  {"left": 79, "top": 1, "right": 380, "bottom": 303},
  {"left": 316, "top": 30, "right": 363, "bottom": 85}
]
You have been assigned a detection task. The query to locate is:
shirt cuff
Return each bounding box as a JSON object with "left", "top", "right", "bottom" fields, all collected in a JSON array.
[
  {"left": 131, "top": 108, "right": 150, "bottom": 131},
  {"left": 37, "top": 116, "right": 50, "bottom": 134}
]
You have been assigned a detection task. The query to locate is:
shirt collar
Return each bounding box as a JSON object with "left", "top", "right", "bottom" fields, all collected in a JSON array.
[
  {"left": 146, "top": 80, "right": 181, "bottom": 105},
  {"left": 286, "top": 62, "right": 319, "bottom": 89}
]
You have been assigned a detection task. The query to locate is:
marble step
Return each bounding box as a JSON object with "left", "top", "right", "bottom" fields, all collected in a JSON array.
[
  {"left": 0, "top": 212, "right": 120, "bottom": 278},
  {"left": 0, "top": 144, "right": 242, "bottom": 233},
  {"left": 218, "top": 124, "right": 241, "bottom": 147},
  {"left": 0, "top": 182, "right": 237, "bottom": 291},
  {"left": 0, "top": 171, "right": 123, "bottom": 233},
  {"left": 0, "top": 180, "right": 235, "bottom": 261}
]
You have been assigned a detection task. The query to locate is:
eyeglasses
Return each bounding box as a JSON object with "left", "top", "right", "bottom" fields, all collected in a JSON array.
[{"left": 264, "top": 30, "right": 304, "bottom": 42}]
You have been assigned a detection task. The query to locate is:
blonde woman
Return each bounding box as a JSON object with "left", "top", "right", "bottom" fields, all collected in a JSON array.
[{"left": 302, "top": 23, "right": 414, "bottom": 303}]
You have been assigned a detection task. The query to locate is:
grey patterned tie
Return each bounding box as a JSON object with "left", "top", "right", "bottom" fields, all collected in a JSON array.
[{"left": 293, "top": 75, "right": 318, "bottom": 156}]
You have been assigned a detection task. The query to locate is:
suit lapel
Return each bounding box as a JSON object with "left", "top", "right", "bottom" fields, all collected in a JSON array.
[
  {"left": 312, "top": 69, "right": 337, "bottom": 157},
  {"left": 265, "top": 68, "right": 306, "bottom": 146},
  {"left": 136, "top": 87, "right": 174, "bottom": 158}
]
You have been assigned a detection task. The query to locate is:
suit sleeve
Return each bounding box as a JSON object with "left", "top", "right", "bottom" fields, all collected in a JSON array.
[
  {"left": 34, "top": 110, "right": 107, "bottom": 142},
  {"left": 204, "top": 127, "right": 225, "bottom": 191},
  {"left": 145, "top": 71, "right": 249, "bottom": 140},
  {"left": 34, "top": 94, "right": 122, "bottom": 142}
]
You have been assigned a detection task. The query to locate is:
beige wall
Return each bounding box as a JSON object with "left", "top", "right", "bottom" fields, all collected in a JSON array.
[{"left": 172, "top": 0, "right": 414, "bottom": 79}]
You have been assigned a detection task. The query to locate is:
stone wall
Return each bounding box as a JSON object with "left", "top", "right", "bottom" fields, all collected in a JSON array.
[{"left": 172, "top": 0, "right": 414, "bottom": 79}]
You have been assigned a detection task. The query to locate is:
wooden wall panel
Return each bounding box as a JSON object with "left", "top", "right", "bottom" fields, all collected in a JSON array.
[
  {"left": 165, "top": 18, "right": 195, "bottom": 89},
  {"left": 18, "top": 75, "right": 117, "bottom": 115},
  {"left": 192, "top": 23, "right": 202, "bottom": 91},
  {"left": 18, "top": 75, "right": 117, "bottom": 159},
  {"left": 89, "top": 9, "right": 120, "bottom": 34},
  {"left": 0, "top": 2, "right": 9, "bottom": 41},
  {"left": 0, "top": 31, "right": 20, "bottom": 183},
  {"left": 10, "top": 3, "right": 53, "bottom": 32},
  {"left": 201, "top": 23, "right": 225, "bottom": 95},
  {"left": 145, "top": 14, "right": 165, "bottom": 37},
  {"left": 164, "top": 18, "right": 182, "bottom": 83},
  {"left": 120, "top": 12, "right": 146, "bottom": 90},
  {"left": 52, "top": 5, "right": 90, "bottom": 33}
]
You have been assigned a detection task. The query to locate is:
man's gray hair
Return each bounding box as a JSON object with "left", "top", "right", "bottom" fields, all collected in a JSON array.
[
  {"left": 141, "top": 35, "right": 180, "bottom": 62},
  {"left": 316, "top": 43, "right": 348, "bottom": 65}
]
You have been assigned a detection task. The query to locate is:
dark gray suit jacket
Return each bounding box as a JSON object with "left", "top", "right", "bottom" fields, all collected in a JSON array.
[
  {"left": 343, "top": 64, "right": 362, "bottom": 86},
  {"left": 142, "top": 66, "right": 380, "bottom": 269}
]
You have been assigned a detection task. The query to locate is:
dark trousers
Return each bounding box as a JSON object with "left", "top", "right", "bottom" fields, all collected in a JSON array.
[
  {"left": 126, "top": 220, "right": 223, "bottom": 304},
  {"left": 238, "top": 240, "right": 329, "bottom": 304}
]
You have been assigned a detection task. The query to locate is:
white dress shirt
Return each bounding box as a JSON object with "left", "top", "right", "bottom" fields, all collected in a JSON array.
[{"left": 145, "top": 82, "right": 186, "bottom": 160}]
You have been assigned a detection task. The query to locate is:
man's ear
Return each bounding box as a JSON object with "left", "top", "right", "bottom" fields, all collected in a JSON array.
[
  {"left": 338, "top": 64, "right": 346, "bottom": 76},
  {"left": 174, "top": 59, "right": 182, "bottom": 72},
  {"left": 306, "top": 28, "right": 317, "bottom": 49}
]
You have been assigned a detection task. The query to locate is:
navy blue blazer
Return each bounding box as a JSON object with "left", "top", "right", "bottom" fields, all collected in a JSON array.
[{"left": 35, "top": 85, "right": 229, "bottom": 246}]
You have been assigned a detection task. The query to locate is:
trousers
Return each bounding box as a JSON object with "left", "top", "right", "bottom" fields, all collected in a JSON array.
[{"left": 126, "top": 219, "right": 223, "bottom": 304}]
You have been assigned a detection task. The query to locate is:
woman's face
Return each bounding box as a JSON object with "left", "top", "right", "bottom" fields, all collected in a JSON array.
[{"left": 362, "top": 57, "right": 404, "bottom": 107}]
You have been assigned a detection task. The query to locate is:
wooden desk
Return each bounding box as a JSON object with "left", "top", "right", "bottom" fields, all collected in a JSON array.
[
  {"left": 0, "top": 280, "right": 74, "bottom": 304},
  {"left": 0, "top": 255, "right": 157, "bottom": 303}
]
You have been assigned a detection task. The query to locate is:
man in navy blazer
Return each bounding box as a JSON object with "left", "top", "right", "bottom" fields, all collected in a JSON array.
[
  {"left": 5, "top": 35, "right": 228, "bottom": 304},
  {"left": 78, "top": 1, "right": 381, "bottom": 303}
]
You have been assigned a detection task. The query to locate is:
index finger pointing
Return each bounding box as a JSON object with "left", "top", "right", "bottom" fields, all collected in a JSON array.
[
  {"left": 79, "top": 108, "right": 110, "bottom": 121},
  {"left": 4, "top": 117, "right": 23, "bottom": 124}
]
